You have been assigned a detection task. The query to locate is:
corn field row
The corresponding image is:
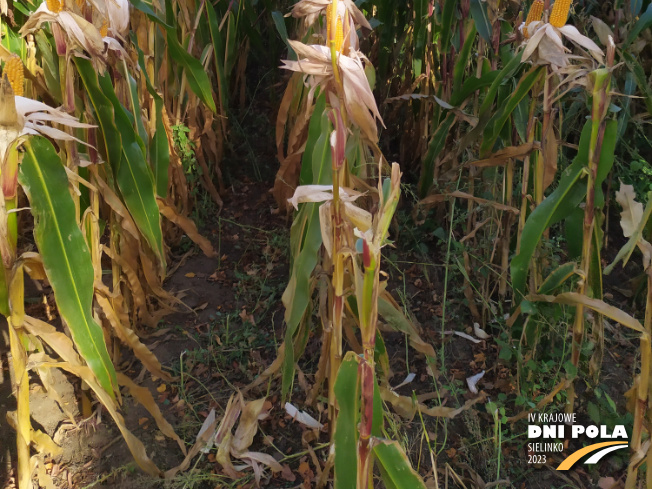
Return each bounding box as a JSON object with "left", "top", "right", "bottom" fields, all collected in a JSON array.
[{"left": 0, "top": 0, "right": 651, "bottom": 487}]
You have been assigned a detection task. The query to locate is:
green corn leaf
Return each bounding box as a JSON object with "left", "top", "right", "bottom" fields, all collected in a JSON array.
[
  {"left": 622, "top": 52, "right": 652, "bottom": 115},
  {"left": 511, "top": 118, "right": 618, "bottom": 303},
  {"left": 224, "top": 13, "right": 238, "bottom": 79},
  {"left": 334, "top": 352, "right": 359, "bottom": 489},
  {"left": 419, "top": 112, "right": 456, "bottom": 197},
  {"left": 123, "top": 67, "right": 148, "bottom": 147},
  {"left": 165, "top": 27, "right": 217, "bottom": 113},
  {"left": 272, "top": 10, "right": 293, "bottom": 56},
  {"left": 451, "top": 71, "right": 500, "bottom": 106},
  {"left": 452, "top": 23, "right": 477, "bottom": 96},
  {"left": 75, "top": 58, "right": 122, "bottom": 170},
  {"left": 206, "top": 2, "right": 230, "bottom": 116},
  {"left": 149, "top": 101, "right": 169, "bottom": 198},
  {"left": 281, "top": 104, "right": 331, "bottom": 398},
  {"left": 34, "top": 32, "right": 61, "bottom": 103},
  {"left": 132, "top": 40, "right": 170, "bottom": 197},
  {"left": 617, "top": 72, "right": 636, "bottom": 141},
  {"left": 97, "top": 73, "right": 166, "bottom": 269},
  {"left": 624, "top": 2, "right": 652, "bottom": 46},
  {"left": 129, "top": 0, "right": 171, "bottom": 27},
  {"left": 19, "top": 137, "right": 117, "bottom": 398},
  {"left": 564, "top": 207, "right": 584, "bottom": 259},
  {"left": 440, "top": 0, "right": 457, "bottom": 53},
  {"left": 469, "top": 0, "right": 492, "bottom": 42},
  {"left": 478, "top": 51, "right": 523, "bottom": 117},
  {"left": 537, "top": 263, "right": 578, "bottom": 295},
  {"left": 480, "top": 66, "right": 543, "bottom": 156},
  {"left": 375, "top": 441, "right": 427, "bottom": 489},
  {"left": 511, "top": 158, "right": 585, "bottom": 302}
]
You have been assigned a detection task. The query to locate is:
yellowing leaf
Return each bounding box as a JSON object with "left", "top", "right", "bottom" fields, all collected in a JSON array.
[{"left": 185, "top": 272, "right": 196, "bottom": 278}]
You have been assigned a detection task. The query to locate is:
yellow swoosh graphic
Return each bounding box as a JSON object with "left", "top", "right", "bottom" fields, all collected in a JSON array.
[{"left": 557, "top": 441, "right": 628, "bottom": 470}]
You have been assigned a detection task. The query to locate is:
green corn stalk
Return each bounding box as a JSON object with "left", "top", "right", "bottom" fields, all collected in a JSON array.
[{"left": 566, "top": 44, "right": 614, "bottom": 412}]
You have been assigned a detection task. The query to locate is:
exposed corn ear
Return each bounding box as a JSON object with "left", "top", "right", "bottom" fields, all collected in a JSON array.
[
  {"left": 334, "top": 16, "right": 343, "bottom": 53},
  {"left": 524, "top": 0, "right": 544, "bottom": 38},
  {"left": 100, "top": 20, "right": 108, "bottom": 37},
  {"left": 326, "top": 3, "right": 333, "bottom": 40},
  {"left": 46, "top": 0, "right": 63, "bottom": 13},
  {"left": 326, "top": 3, "right": 344, "bottom": 52},
  {"left": 549, "top": 0, "right": 571, "bottom": 28},
  {"left": 5, "top": 55, "right": 24, "bottom": 97}
]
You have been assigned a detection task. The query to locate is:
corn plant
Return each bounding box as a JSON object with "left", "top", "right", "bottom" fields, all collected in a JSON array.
[{"left": 0, "top": 0, "right": 246, "bottom": 483}]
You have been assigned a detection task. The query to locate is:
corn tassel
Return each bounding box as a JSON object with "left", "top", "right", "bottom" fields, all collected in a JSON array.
[
  {"left": 5, "top": 56, "right": 24, "bottom": 97},
  {"left": 549, "top": 0, "right": 572, "bottom": 28},
  {"left": 524, "top": 0, "right": 544, "bottom": 38}
]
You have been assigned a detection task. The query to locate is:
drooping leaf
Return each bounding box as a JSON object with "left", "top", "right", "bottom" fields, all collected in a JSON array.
[
  {"left": 469, "top": 0, "right": 492, "bottom": 42},
  {"left": 19, "top": 137, "right": 117, "bottom": 397},
  {"left": 75, "top": 58, "right": 122, "bottom": 170},
  {"left": 165, "top": 27, "right": 217, "bottom": 113},
  {"left": 97, "top": 72, "right": 166, "bottom": 269}
]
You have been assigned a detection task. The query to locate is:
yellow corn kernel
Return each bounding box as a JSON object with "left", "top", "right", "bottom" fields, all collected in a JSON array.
[
  {"left": 100, "top": 20, "right": 108, "bottom": 37},
  {"left": 523, "top": 0, "right": 544, "bottom": 38},
  {"left": 334, "top": 16, "right": 343, "bottom": 52},
  {"left": 549, "top": 0, "right": 572, "bottom": 28},
  {"left": 326, "top": 3, "right": 344, "bottom": 52},
  {"left": 46, "top": 0, "right": 63, "bottom": 13},
  {"left": 5, "top": 55, "right": 24, "bottom": 97},
  {"left": 326, "top": 3, "right": 333, "bottom": 39}
]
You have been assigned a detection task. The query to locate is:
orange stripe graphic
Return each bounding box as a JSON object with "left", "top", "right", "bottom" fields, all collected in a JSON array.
[{"left": 556, "top": 441, "right": 628, "bottom": 470}]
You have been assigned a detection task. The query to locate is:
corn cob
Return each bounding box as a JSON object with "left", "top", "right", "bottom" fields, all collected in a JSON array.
[
  {"left": 5, "top": 55, "right": 24, "bottom": 97},
  {"left": 100, "top": 20, "right": 108, "bottom": 37},
  {"left": 326, "top": 3, "right": 344, "bottom": 52},
  {"left": 46, "top": 0, "right": 63, "bottom": 13},
  {"left": 549, "top": 0, "right": 572, "bottom": 28},
  {"left": 524, "top": 0, "right": 544, "bottom": 38}
]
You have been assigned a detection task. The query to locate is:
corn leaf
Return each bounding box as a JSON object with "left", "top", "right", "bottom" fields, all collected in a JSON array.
[
  {"left": 452, "top": 24, "right": 477, "bottom": 95},
  {"left": 206, "top": 2, "right": 230, "bottom": 116},
  {"left": 75, "top": 57, "right": 122, "bottom": 170},
  {"left": 439, "top": 0, "right": 457, "bottom": 53},
  {"left": 165, "top": 27, "right": 217, "bottom": 113},
  {"left": 480, "top": 66, "right": 543, "bottom": 156},
  {"left": 469, "top": 0, "right": 492, "bottom": 42},
  {"left": 375, "top": 441, "right": 427, "bottom": 489},
  {"left": 624, "top": 2, "right": 652, "bottom": 46},
  {"left": 511, "top": 119, "right": 617, "bottom": 303},
  {"left": 19, "top": 137, "right": 117, "bottom": 398},
  {"left": 281, "top": 100, "right": 331, "bottom": 397},
  {"left": 334, "top": 352, "right": 359, "bottom": 489},
  {"left": 97, "top": 72, "right": 166, "bottom": 269},
  {"left": 622, "top": 52, "right": 652, "bottom": 115}
]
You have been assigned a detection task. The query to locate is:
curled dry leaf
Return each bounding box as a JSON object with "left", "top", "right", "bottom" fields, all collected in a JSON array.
[
  {"left": 614, "top": 182, "right": 652, "bottom": 269},
  {"left": 466, "top": 371, "right": 485, "bottom": 394},
  {"left": 473, "top": 323, "right": 490, "bottom": 339},
  {"left": 392, "top": 373, "right": 416, "bottom": 390},
  {"left": 284, "top": 402, "right": 324, "bottom": 430}
]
